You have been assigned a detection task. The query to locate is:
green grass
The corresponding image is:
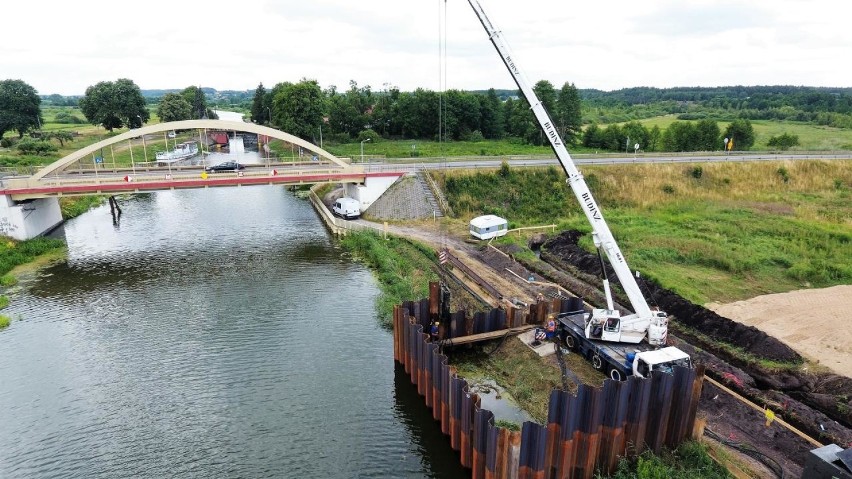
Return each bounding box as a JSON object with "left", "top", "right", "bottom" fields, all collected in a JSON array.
[
  {"left": 603, "top": 441, "right": 730, "bottom": 479},
  {"left": 632, "top": 116, "right": 852, "bottom": 151},
  {"left": 451, "top": 340, "right": 566, "bottom": 423},
  {"left": 439, "top": 160, "right": 852, "bottom": 304},
  {"left": 60, "top": 196, "right": 106, "bottom": 219},
  {"left": 0, "top": 295, "right": 8, "bottom": 309},
  {"left": 0, "top": 314, "right": 9, "bottom": 329},
  {"left": 0, "top": 237, "right": 65, "bottom": 279},
  {"left": 576, "top": 203, "right": 850, "bottom": 303},
  {"left": 323, "top": 138, "right": 556, "bottom": 159},
  {"left": 494, "top": 419, "right": 521, "bottom": 431},
  {"left": 339, "top": 231, "right": 439, "bottom": 327},
  {"left": 671, "top": 323, "right": 802, "bottom": 371}
]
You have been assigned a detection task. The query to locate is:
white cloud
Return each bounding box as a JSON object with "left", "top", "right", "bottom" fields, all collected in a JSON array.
[{"left": 3, "top": 0, "right": 850, "bottom": 95}]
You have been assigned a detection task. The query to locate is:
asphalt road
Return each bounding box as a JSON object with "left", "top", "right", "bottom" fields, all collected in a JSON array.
[{"left": 359, "top": 151, "right": 852, "bottom": 173}]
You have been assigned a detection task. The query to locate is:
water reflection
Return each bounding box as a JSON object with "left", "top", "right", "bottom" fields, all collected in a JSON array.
[
  {"left": 0, "top": 188, "right": 466, "bottom": 478},
  {"left": 393, "top": 365, "right": 469, "bottom": 478}
]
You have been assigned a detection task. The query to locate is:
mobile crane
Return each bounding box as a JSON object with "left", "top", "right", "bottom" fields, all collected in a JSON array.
[{"left": 466, "top": 0, "right": 691, "bottom": 380}]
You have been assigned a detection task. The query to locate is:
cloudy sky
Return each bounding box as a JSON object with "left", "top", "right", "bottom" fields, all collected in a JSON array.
[{"left": 4, "top": 0, "right": 849, "bottom": 96}]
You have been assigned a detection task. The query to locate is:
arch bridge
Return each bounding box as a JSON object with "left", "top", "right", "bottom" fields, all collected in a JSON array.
[{"left": 0, "top": 120, "right": 402, "bottom": 239}]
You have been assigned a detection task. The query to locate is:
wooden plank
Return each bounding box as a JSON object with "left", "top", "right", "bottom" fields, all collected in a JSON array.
[
  {"left": 440, "top": 325, "right": 537, "bottom": 346},
  {"left": 705, "top": 376, "right": 823, "bottom": 448}
]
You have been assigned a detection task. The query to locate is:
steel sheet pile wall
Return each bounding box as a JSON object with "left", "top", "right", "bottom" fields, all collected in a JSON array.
[
  {"left": 393, "top": 293, "right": 705, "bottom": 479},
  {"left": 444, "top": 308, "right": 516, "bottom": 339}
]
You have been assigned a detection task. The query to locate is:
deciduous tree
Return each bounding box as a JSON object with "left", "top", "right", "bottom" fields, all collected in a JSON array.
[
  {"left": 723, "top": 119, "right": 755, "bottom": 150},
  {"left": 43, "top": 130, "right": 74, "bottom": 147},
  {"left": 271, "top": 79, "right": 325, "bottom": 142},
  {"left": 79, "top": 79, "right": 149, "bottom": 132},
  {"left": 0, "top": 79, "right": 42, "bottom": 138},
  {"left": 157, "top": 93, "right": 192, "bottom": 123}
]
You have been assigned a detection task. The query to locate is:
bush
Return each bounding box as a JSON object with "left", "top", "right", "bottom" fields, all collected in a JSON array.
[
  {"left": 54, "top": 111, "right": 84, "bottom": 124},
  {"left": 0, "top": 295, "right": 8, "bottom": 309},
  {"left": 767, "top": 133, "right": 800, "bottom": 150},
  {"left": 662, "top": 184, "right": 676, "bottom": 194},
  {"left": 494, "top": 419, "right": 520, "bottom": 431},
  {"left": 16, "top": 138, "right": 57, "bottom": 155},
  {"left": 0, "top": 274, "right": 17, "bottom": 287},
  {"left": 356, "top": 128, "right": 381, "bottom": 143},
  {"left": 0, "top": 314, "right": 9, "bottom": 329},
  {"left": 689, "top": 166, "right": 703, "bottom": 179},
  {"left": 0, "top": 137, "right": 13, "bottom": 148},
  {"left": 465, "top": 129, "right": 485, "bottom": 142},
  {"left": 777, "top": 167, "right": 791, "bottom": 183}
]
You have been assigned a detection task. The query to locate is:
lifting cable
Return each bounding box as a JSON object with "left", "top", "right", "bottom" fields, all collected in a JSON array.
[{"left": 436, "top": 0, "right": 448, "bottom": 283}]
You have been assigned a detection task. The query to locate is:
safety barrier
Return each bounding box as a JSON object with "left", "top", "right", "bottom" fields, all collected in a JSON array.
[{"left": 393, "top": 290, "right": 705, "bottom": 479}]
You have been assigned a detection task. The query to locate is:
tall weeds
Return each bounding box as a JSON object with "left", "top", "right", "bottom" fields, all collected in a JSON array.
[
  {"left": 339, "top": 231, "right": 439, "bottom": 327},
  {"left": 439, "top": 160, "right": 851, "bottom": 303}
]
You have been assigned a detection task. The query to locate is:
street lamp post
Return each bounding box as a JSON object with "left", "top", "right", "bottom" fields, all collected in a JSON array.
[
  {"left": 266, "top": 107, "right": 272, "bottom": 126},
  {"left": 360, "top": 138, "right": 371, "bottom": 163}
]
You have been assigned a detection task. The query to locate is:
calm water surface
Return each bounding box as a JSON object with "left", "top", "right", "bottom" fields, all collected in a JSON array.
[{"left": 0, "top": 184, "right": 465, "bottom": 478}]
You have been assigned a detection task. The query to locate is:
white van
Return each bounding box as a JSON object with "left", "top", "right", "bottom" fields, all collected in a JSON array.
[
  {"left": 469, "top": 215, "right": 508, "bottom": 240},
  {"left": 332, "top": 197, "right": 361, "bottom": 220}
]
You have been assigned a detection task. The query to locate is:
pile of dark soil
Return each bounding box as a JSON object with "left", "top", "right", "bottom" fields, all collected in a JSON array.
[
  {"left": 536, "top": 230, "right": 852, "bottom": 454},
  {"left": 542, "top": 230, "right": 801, "bottom": 363}
]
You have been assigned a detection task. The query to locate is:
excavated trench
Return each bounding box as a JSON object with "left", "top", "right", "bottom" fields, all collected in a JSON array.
[{"left": 537, "top": 230, "right": 852, "bottom": 451}]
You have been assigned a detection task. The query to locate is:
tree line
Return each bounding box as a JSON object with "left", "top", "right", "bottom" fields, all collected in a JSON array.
[
  {"left": 250, "top": 79, "right": 583, "bottom": 146},
  {"left": 0, "top": 77, "right": 818, "bottom": 154},
  {"left": 582, "top": 118, "right": 758, "bottom": 152}
]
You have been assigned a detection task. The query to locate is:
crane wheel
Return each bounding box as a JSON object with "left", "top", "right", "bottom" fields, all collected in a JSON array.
[
  {"left": 591, "top": 354, "right": 604, "bottom": 371},
  {"left": 610, "top": 368, "right": 624, "bottom": 381},
  {"left": 564, "top": 334, "right": 577, "bottom": 351}
]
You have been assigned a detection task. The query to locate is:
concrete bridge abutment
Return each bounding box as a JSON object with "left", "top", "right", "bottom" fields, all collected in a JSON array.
[
  {"left": 0, "top": 195, "right": 63, "bottom": 240},
  {"left": 342, "top": 174, "right": 400, "bottom": 211}
]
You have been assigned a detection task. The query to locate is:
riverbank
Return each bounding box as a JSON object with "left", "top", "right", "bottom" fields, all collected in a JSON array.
[
  {"left": 0, "top": 195, "right": 105, "bottom": 330},
  {"left": 337, "top": 228, "right": 734, "bottom": 478},
  {"left": 0, "top": 196, "right": 103, "bottom": 279}
]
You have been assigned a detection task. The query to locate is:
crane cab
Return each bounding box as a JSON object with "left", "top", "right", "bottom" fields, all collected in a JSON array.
[{"left": 632, "top": 348, "right": 692, "bottom": 378}]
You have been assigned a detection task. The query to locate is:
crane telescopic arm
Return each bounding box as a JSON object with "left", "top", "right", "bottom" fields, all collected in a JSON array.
[{"left": 466, "top": 0, "right": 654, "bottom": 322}]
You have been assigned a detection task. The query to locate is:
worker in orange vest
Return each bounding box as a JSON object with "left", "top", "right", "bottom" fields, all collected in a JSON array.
[{"left": 545, "top": 315, "right": 557, "bottom": 339}]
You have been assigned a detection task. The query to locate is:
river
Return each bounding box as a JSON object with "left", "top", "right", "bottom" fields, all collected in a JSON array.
[{"left": 0, "top": 172, "right": 466, "bottom": 477}]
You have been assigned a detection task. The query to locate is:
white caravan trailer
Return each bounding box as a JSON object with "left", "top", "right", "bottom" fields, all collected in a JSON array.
[{"left": 469, "top": 215, "right": 508, "bottom": 240}]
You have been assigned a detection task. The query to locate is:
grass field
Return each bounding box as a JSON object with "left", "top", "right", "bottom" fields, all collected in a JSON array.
[
  {"left": 323, "top": 138, "right": 556, "bottom": 159},
  {"left": 634, "top": 115, "right": 852, "bottom": 151},
  {"left": 437, "top": 160, "right": 852, "bottom": 305}
]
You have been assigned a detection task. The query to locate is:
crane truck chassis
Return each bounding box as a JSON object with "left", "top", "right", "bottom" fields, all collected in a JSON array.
[{"left": 555, "top": 310, "right": 692, "bottom": 381}]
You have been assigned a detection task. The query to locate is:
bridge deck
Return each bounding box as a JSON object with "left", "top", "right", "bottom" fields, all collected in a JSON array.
[{"left": 0, "top": 166, "right": 399, "bottom": 200}]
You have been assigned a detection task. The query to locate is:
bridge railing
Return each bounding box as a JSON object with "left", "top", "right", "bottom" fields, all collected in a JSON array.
[{"left": 0, "top": 164, "right": 367, "bottom": 194}]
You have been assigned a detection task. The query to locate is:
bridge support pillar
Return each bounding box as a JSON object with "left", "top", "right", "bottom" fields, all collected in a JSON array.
[
  {"left": 0, "top": 195, "right": 63, "bottom": 241},
  {"left": 343, "top": 174, "right": 401, "bottom": 211}
]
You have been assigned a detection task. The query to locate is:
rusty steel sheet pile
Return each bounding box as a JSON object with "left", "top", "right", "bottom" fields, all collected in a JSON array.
[{"left": 392, "top": 287, "right": 705, "bottom": 479}]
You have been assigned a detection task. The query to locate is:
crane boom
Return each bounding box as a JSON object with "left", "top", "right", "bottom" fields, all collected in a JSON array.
[{"left": 467, "top": 0, "right": 666, "bottom": 345}]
